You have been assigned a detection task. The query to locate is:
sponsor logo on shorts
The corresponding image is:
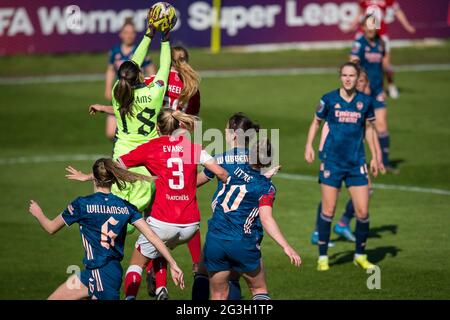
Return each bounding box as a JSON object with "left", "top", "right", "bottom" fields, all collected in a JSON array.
[{"left": 324, "top": 170, "right": 330, "bottom": 178}]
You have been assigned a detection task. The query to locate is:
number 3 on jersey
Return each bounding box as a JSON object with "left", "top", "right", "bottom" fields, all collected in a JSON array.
[{"left": 167, "top": 158, "right": 184, "bottom": 190}]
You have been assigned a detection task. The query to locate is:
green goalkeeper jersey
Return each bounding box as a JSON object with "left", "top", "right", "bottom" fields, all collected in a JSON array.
[{"left": 112, "top": 37, "right": 171, "bottom": 158}]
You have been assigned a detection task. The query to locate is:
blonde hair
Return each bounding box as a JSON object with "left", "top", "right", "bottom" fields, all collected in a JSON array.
[
  {"left": 92, "top": 158, "right": 153, "bottom": 190},
  {"left": 171, "top": 46, "right": 200, "bottom": 106},
  {"left": 157, "top": 109, "right": 198, "bottom": 135}
]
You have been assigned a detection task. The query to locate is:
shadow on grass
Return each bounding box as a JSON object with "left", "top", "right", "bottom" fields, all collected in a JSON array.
[
  {"left": 329, "top": 246, "right": 401, "bottom": 266},
  {"left": 332, "top": 224, "right": 398, "bottom": 242},
  {"left": 389, "top": 158, "right": 406, "bottom": 169}
]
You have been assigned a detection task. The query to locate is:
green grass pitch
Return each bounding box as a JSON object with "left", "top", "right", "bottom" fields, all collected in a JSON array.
[{"left": 0, "top": 48, "right": 449, "bottom": 299}]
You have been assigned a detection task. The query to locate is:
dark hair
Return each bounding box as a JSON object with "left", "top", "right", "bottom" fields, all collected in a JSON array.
[
  {"left": 250, "top": 137, "right": 273, "bottom": 169},
  {"left": 157, "top": 108, "right": 199, "bottom": 136},
  {"left": 114, "top": 60, "right": 141, "bottom": 118},
  {"left": 121, "top": 17, "right": 136, "bottom": 31},
  {"left": 227, "top": 113, "right": 260, "bottom": 148},
  {"left": 339, "top": 61, "right": 361, "bottom": 77},
  {"left": 92, "top": 158, "right": 153, "bottom": 190}
]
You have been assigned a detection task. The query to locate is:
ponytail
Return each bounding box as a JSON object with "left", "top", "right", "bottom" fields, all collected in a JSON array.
[
  {"left": 157, "top": 108, "right": 199, "bottom": 135},
  {"left": 93, "top": 158, "right": 153, "bottom": 190},
  {"left": 250, "top": 137, "right": 273, "bottom": 170},
  {"left": 172, "top": 46, "right": 200, "bottom": 106},
  {"left": 114, "top": 60, "right": 141, "bottom": 118}
]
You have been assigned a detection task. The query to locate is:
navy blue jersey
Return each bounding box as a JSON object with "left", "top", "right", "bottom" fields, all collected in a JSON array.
[
  {"left": 108, "top": 43, "right": 152, "bottom": 74},
  {"left": 204, "top": 148, "right": 276, "bottom": 242},
  {"left": 316, "top": 89, "right": 376, "bottom": 167},
  {"left": 61, "top": 192, "right": 143, "bottom": 269},
  {"left": 351, "top": 35, "right": 385, "bottom": 95}
]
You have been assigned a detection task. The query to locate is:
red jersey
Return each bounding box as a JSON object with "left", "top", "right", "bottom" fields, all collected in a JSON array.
[
  {"left": 119, "top": 135, "right": 202, "bottom": 225},
  {"left": 359, "top": 0, "right": 399, "bottom": 35},
  {"left": 144, "top": 70, "right": 201, "bottom": 115}
]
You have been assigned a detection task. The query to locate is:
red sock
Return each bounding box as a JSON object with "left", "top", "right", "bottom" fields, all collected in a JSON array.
[
  {"left": 124, "top": 265, "right": 143, "bottom": 298},
  {"left": 188, "top": 230, "right": 202, "bottom": 264},
  {"left": 154, "top": 257, "right": 168, "bottom": 289},
  {"left": 145, "top": 259, "right": 153, "bottom": 273}
]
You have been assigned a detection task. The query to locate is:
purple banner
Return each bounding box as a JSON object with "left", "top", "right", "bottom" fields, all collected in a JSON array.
[{"left": 1, "top": 0, "right": 449, "bottom": 55}]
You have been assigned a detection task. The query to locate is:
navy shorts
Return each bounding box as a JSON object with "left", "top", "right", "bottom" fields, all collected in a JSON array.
[
  {"left": 203, "top": 233, "right": 261, "bottom": 273},
  {"left": 319, "top": 161, "right": 369, "bottom": 189},
  {"left": 372, "top": 88, "right": 386, "bottom": 110},
  {"left": 78, "top": 260, "right": 123, "bottom": 300}
]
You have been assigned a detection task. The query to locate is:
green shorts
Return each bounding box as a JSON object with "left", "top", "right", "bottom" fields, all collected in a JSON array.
[{"left": 112, "top": 141, "right": 154, "bottom": 213}]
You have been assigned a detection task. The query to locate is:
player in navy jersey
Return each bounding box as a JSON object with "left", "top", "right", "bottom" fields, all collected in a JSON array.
[
  {"left": 195, "top": 113, "right": 301, "bottom": 300},
  {"left": 310, "top": 69, "right": 384, "bottom": 244},
  {"left": 104, "top": 18, "right": 156, "bottom": 140},
  {"left": 350, "top": 16, "right": 397, "bottom": 173},
  {"left": 28, "top": 158, "right": 184, "bottom": 300},
  {"left": 304, "top": 62, "right": 381, "bottom": 271}
]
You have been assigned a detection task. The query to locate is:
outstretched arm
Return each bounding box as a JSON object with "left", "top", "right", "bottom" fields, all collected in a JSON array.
[
  {"left": 28, "top": 200, "right": 66, "bottom": 235},
  {"left": 259, "top": 206, "right": 301, "bottom": 267},
  {"left": 133, "top": 219, "right": 185, "bottom": 289},
  {"left": 132, "top": 36, "right": 152, "bottom": 68},
  {"left": 203, "top": 159, "right": 229, "bottom": 184},
  {"left": 65, "top": 166, "right": 94, "bottom": 182},
  {"left": 89, "top": 104, "right": 115, "bottom": 115},
  {"left": 395, "top": 9, "right": 416, "bottom": 34},
  {"left": 197, "top": 171, "right": 211, "bottom": 187}
]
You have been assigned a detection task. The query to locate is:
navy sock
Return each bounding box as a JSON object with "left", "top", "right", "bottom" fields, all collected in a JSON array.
[
  {"left": 378, "top": 133, "right": 390, "bottom": 166},
  {"left": 227, "top": 280, "right": 241, "bottom": 300},
  {"left": 192, "top": 273, "right": 209, "bottom": 300},
  {"left": 355, "top": 216, "right": 370, "bottom": 254},
  {"left": 339, "top": 199, "right": 354, "bottom": 226},
  {"left": 318, "top": 213, "right": 332, "bottom": 256},
  {"left": 314, "top": 202, "right": 322, "bottom": 232}
]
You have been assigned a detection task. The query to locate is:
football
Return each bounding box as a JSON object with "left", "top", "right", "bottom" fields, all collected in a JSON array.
[{"left": 147, "top": 2, "right": 178, "bottom": 32}]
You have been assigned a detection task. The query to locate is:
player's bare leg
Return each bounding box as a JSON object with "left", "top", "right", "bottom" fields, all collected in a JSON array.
[
  {"left": 209, "top": 270, "right": 231, "bottom": 300},
  {"left": 375, "top": 108, "right": 397, "bottom": 173},
  {"left": 383, "top": 53, "right": 399, "bottom": 99},
  {"left": 48, "top": 274, "right": 89, "bottom": 300},
  {"left": 242, "top": 259, "right": 270, "bottom": 300},
  {"left": 320, "top": 184, "right": 339, "bottom": 218}
]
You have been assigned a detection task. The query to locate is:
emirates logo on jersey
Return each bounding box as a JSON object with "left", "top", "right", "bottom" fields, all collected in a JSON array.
[{"left": 357, "top": 102, "right": 364, "bottom": 110}]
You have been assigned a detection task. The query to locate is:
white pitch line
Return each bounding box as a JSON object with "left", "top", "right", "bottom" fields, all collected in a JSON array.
[
  {"left": 0, "top": 154, "right": 108, "bottom": 165},
  {"left": 1, "top": 64, "right": 450, "bottom": 85},
  {"left": 275, "top": 173, "right": 450, "bottom": 196},
  {"left": 0, "top": 154, "right": 448, "bottom": 196}
]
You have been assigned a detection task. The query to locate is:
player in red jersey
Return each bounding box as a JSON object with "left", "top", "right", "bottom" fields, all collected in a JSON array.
[
  {"left": 90, "top": 46, "right": 203, "bottom": 297},
  {"left": 145, "top": 45, "right": 201, "bottom": 115},
  {"left": 344, "top": 0, "right": 416, "bottom": 98},
  {"left": 143, "top": 45, "right": 202, "bottom": 298},
  {"left": 120, "top": 109, "right": 229, "bottom": 300}
]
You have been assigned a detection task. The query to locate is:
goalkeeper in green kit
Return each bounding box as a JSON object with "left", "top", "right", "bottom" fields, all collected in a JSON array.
[{"left": 87, "top": 9, "right": 177, "bottom": 232}]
